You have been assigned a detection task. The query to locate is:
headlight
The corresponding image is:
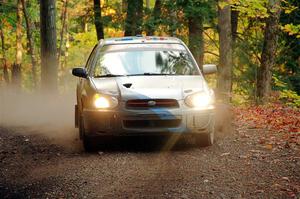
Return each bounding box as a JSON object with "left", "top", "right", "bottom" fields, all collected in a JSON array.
[
  {"left": 93, "top": 94, "right": 118, "bottom": 109},
  {"left": 184, "top": 91, "right": 214, "bottom": 108}
]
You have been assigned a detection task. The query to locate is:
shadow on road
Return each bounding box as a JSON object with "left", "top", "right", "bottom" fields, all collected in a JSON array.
[{"left": 82, "top": 135, "right": 201, "bottom": 153}]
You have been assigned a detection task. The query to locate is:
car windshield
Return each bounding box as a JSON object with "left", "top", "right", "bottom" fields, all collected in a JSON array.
[{"left": 92, "top": 43, "right": 200, "bottom": 77}]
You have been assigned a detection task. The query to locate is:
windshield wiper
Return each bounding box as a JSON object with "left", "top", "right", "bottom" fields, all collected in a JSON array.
[
  {"left": 127, "top": 73, "right": 175, "bottom": 76},
  {"left": 94, "top": 74, "right": 125, "bottom": 78},
  {"left": 94, "top": 73, "right": 176, "bottom": 78}
]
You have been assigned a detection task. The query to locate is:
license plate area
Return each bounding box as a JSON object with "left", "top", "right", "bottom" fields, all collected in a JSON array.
[{"left": 123, "top": 114, "right": 182, "bottom": 129}]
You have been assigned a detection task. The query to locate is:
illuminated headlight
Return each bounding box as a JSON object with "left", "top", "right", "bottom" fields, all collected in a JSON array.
[
  {"left": 184, "top": 91, "right": 215, "bottom": 108},
  {"left": 93, "top": 94, "right": 118, "bottom": 109}
]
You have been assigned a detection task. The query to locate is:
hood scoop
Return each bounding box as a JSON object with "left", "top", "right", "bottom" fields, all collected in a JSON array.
[{"left": 123, "top": 83, "right": 132, "bottom": 88}]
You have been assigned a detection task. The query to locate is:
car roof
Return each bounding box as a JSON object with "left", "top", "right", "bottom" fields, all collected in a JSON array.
[{"left": 99, "top": 36, "right": 183, "bottom": 45}]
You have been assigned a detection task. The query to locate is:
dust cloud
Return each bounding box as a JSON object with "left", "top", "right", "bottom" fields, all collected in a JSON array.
[
  {"left": 0, "top": 87, "right": 234, "bottom": 150},
  {"left": 215, "top": 103, "right": 234, "bottom": 139},
  {"left": 0, "top": 88, "right": 79, "bottom": 149}
]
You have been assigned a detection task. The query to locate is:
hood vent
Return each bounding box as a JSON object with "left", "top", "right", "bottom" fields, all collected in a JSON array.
[
  {"left": 123, "top": 83, "right": 132, "bottom": 88},
  {"left": 126, "top": 99, "right": 179, "bottom": 109}
]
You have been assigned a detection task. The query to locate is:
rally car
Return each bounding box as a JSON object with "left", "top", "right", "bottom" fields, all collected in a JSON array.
[{"left": 72, "top": 36, "right": 217, "bottom": 151}]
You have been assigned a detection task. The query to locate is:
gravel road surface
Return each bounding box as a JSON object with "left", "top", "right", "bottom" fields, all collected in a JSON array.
[{"left": 0, "top": 126, "right": 299, "bottom": 199}]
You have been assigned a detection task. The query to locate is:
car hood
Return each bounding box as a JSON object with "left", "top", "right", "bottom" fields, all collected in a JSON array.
[{"left": 91, "top": 76, "right": 207, "bottom": 101}]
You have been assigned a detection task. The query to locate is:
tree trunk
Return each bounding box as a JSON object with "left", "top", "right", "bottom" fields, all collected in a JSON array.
[
  {"left": 168, "top": 10, "right": 177, "bottom": 36},
  {"left": 0, "top": 24, "right": 9, "bottom": 84},
  {"left": 63, "top": 6, "right": 69, "bottom": 70},
  {"left": 58, "top": 0, "right": 68, "bottom": 65},
  {"left": 231, "top": 8, "right": 238, "bottom": 44},
  {"left": 21, "top": 0, "right": 37, "bottom": 88},
  {"left": 124, "top": 0, "right": 143, "bottom": 36},
  {"left": 256, "top": 0, "right": 281, "bottom": 103},
  {"left": 146, "top": 0, "right": 161, "bottom": 36},
  {"left": 16, "top": 0, "right": 22, "bottom": 66},
  {"left": 82, "top": 16, "right": 88, "bottom": 32},
  {"left": 230, "top": 7, "right": 238, "bottom": 94},
  {"left": 62, "top": 21, "right": 70, "bottom": 91},
  {"left": 122, "top": 0, "right": 127, "bottom": 13},
  {"left": 40, "top": 0, "right": 58, "bottom": 92},
  {"left": 146, "top": 0, "right": 150, "bottom": 9},
  {"left": 217, "top": 1, "right": 233, "bottom": 103},
  {"left": 12, "top": 0, "right": 23, "bottom": 89},
  {"left": 93, "top": 0, "right": 104, "bottom": 40},
  {"left": 188, "top": 16, "right": 204, "bottom": 72},
  {"left": 64, "top": 29, "right": 69, "bottom": 69}
]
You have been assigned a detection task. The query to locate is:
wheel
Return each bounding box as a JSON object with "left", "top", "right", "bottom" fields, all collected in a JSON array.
[
  {"left": 79, "top": 116, "right": 95, "bottom": 152},
  {"left": 195, "top": 125, "right": 214, "bottom": 147},
  {"left": 83, "top": 134, "right": 95, "bottom": 152},
  {"left": 79, "top": 115, "right": 84, "bottom": 140}
]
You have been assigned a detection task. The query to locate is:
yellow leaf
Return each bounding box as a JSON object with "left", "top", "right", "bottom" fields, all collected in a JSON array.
[
  {"left": 265, "top": 144, "right": 273, "bottom": 150},
  {"left": 218, "top": 1, "right": 229, "bottom": 9}
]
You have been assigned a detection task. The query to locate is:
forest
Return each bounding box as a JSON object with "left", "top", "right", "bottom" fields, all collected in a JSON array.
[
  {"left": 0, "top": 0, "right": 299, "bottom": 106},
  {"left": 0, "top": 1, "right": 300, "bottom": 197}
]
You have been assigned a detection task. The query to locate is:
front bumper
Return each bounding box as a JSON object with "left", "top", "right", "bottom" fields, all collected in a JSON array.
[{"left": 82, "top": 106, "right": 215, "bottom": 137}]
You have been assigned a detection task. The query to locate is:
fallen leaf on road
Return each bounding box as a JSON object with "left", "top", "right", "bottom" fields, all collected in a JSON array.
[
  {"left": 264, "top": 144, "right": 273, "bottom": 150},
  {"left": 221, "top": 152, "right": 230, "bottom": 156},
  {"left": 249, "top": 150, "right": 262, "bottom": 153},
  {"left": 255, "top": 190, "right": 264, "bottom": 193},
  {"left": 233, "top": 104, "right": 300, "bottom": 148},
  {"left": 239, "top": 155, "right": 248, "bottom": 159},
  {"left": 282, "top": 177, "right": 290, "bottom": 182}
]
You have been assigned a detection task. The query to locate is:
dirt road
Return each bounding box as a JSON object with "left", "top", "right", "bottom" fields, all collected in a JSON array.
[{"left": 0, "top": 126, "right": 299, "bottom": 199}]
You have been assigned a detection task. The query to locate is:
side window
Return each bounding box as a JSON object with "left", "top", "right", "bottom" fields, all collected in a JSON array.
[
  {"left": 94, "top": 55, "right": 106, "bottom": 77},
  {"left": 85, "top": 44, "right": 98, "bottom": 74}
]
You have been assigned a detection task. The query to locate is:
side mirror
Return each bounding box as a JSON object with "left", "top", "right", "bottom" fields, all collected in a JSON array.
[
  {"left": 72, "top": 68, "right": 87, "bottom": 78},
  {"left": 203, "top": 64, "right": 217, "bottom": 75}
]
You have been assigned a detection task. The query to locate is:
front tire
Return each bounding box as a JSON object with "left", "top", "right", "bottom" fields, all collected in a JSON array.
[
  {"left": 79, "top": 116, "right": 95, "bottom": 152},
  {"left": 83, "top": 134, "right": 95, "bottom": 152},
  {"left": 196, "top": 125, "right": 214, "bottom": 147}
]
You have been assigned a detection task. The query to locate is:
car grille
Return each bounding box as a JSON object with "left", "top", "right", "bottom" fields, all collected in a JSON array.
[
  {"left": 126, "top": 99, "right": 179, "bottom": 109},
  {"left": 123, "top": 119, "right": 181, "bottom": 129}
]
